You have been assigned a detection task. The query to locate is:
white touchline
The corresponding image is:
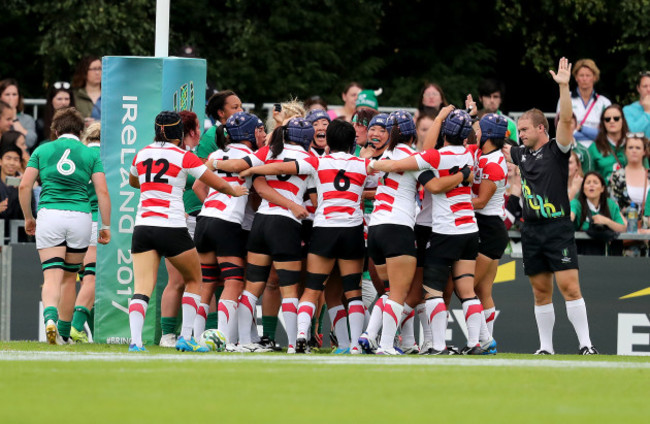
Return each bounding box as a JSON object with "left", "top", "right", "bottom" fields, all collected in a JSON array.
[{"left": 1, "top": 351, "right": 649, "bottom": 369}]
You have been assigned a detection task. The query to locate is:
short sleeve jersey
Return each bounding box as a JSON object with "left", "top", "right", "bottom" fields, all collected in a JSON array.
[
  {"left": 510, "top": 139, "right": 570, "bottom": 222},
  {"left": 370, "top": 143, "right": 422, "bottom": 228},
  {"left": 131, "top": 142, "right": 207, "bottom": 228},
  {"left": 86, "top": 142, "right": 101, "bottom": 221},
  {"left": 570, "top": 198, "right": 624, "bottom": 231},
  {"left": 415, "top": 190, "right": 433, "bottom": 227},
  {"left": 296, "top": 151, "right": 370, "bottom": 228},
  {"left": 196, "top": 124, "right": 219, "bottom": 159},
  {"left": 469, "top": 145, "right": 508, "bottom": 218},
  {"left": 27, "top": 135, "right": 103, "bottom": 213},
  {"left": 303, "top": 147, "right": 327, "bottom": 221},
  {"left": 415, "top": 145, "right": 478, "bottom": 235},
  {"left": 200, "top": 143, "right": 253, "bottom": 225},
  {"left": 243, "top": 144, "right": 312, "bottom": 223}
]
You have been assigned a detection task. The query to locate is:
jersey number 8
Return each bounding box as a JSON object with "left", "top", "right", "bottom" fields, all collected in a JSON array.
[{"left": 57, "top": 149, "right": 76, "bottom": 176}]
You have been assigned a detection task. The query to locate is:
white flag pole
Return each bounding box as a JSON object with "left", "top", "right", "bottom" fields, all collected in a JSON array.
[{"left": 155, "top": 0, "right": 170, "bottom": 57}]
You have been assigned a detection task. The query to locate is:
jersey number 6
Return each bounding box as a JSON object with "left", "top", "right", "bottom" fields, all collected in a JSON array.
[
  {"left": 334, "top": 169, "right": 351, "bottom": 191},
  {"left": 57, "top": 149, "right": 76, "bottom": 176}
]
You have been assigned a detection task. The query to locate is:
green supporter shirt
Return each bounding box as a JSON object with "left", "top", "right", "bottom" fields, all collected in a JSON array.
[
  {"left": 572, "top": 141, "right": 593, "bottom": 174},
  {"left": 27, "top": 135, "right": 103, "bottom": 213},
  {"left": 86, "top": 143, "right": 101, "bottom": 221},
  {"left": 570, "top": 197, "right": 624, "bottom": 231},
  {"left": 587, "top": 142, "right": 626, "bottom": 184}
]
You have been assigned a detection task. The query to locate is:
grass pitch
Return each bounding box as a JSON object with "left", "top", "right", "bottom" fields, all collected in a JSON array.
[{"left": 1, "top": 342, "right": 649, "bottom": 424}]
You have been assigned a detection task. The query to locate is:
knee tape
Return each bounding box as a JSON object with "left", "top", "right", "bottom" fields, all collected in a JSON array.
[
  {"left": 63, "top": 261, "right": 82, "bottom": 274},
  {"left": 42, "top": 257, "right": 65, "bottom": 272},
  {"left": 246, "top": 263, "right": 271, "bottom": 283},
  {"left": 342, "top": 273, "right": 362, "bottom": 293},
  {"left": 276, "top": 269, "right": 301, "bottom": 287},
  {"left": 423, "top": 264, "right": 450, "bottom": 292},
  {"left": 305, "top": 273, "right": 328, "bottom": 291},
  {"left": 453, "top": 273, "right": 474, "bottom": 282},
  {"left": 461, "top": 296, "right": 479, "bottom": 303},
  {"left": 83, "top": 262, "right": 96, "bottom": 277},
  {"left": 132, "top": 293, "right": 150, "bottom": 303},
  {"left": 219, "top": 262, "right": 244, "bottom": 282},
  {"left": 201, "top": 263, "right": 220, "bottom": 283},
  {"left": 383, "top": 280, "right": 390, "bottom": 291}
]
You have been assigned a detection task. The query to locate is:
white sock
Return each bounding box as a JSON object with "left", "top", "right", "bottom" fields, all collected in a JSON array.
[
  {"left": 193, "top": 302, "right": 209, "bottom": 338},
  {"left": 218, "top": 299, "right": 237, "bottom": 344},
  {"left": 416, "top": 303, "right": 433, "bottom": 345},
  {"left": 399, "top": 304, "right": 416, "bottom": 347},
  {"left": 426, "top": 298, "right": 447, "bottom": 351},
  {"left": 297, "top": 301, "right": 316, "bottom": 337},
  {"left": 250, "top": 304, "right": 260, "bottom": 343},
  {"left": 328, "top": 305, "right": 350, "bottom": 349},
  {"left": 534, "top": 303, "right": 555, "bottom": 353},
  {"left": 484, "top": 307, "right": 496, "bottom": 336},
  {"left": 462, "top": 298, "right": 484, "bottom": 347},
  {"left": 282, "top": 298, "right": 299, "bottom": 348},
  {"left": 366, "top": 294, "right": 387, "bottom": 339},
  {"left": 129, "top": 298, "right": 149, "bottom": 347},
  {"left": 566, "top": 298, "right": 592, "bottom": 349},
  {"left": 348, "top": 300, "right": 366, "bottom": 348},
  {"left": 181, "top": 292, "right": 201, "bottom": 340},
  {"left": 380, "top": 299, "right": 403, "bottom": 350},
  {"left": 237, "top": 291, "right": 257, "bottom": 345}
]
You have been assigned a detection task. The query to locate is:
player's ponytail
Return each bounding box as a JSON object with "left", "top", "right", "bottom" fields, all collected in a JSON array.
[
  {"left": 215, "top": 125, "right": 230, "bottom": 152},
  {"left": 269, "top": 125, "right": 286, "bottom": 158}
]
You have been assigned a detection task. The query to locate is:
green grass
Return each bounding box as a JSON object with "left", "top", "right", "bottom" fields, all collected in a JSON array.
[{"left": 1, "top": 341, "right": 649, "bottom": 423}]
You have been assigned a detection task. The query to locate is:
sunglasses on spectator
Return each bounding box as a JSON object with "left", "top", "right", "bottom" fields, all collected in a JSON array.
[
  {"left": 53, "top": 81, "right": 70, "bottom": 90},
  {"left": 639, "top": 71, "right": 650, "bottom": 78},
  {"left": 603, "top": 116, "right": 621, "bottom": 123},
  {"left": 626, "top": 132, "right": 645, "bottom": 139}
]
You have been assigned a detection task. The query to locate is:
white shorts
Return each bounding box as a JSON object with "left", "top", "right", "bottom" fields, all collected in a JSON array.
[
  {"left": 187, "top": 215, "right": 197, "bottom": 239},
  {"left": 89, "top": 221, "right": 98, "bottom": 247},
  {"left": 36, "top": 208, "right": 92, "bottom": 251}
]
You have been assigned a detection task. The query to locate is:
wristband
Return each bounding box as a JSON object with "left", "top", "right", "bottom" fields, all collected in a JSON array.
[
  {"left": 369, "top": 159, "right": 376, "bottom": 171},
  {"left": 213, "top": 159, "right": 219, "bottom": 170},
  {"left": 100, "top": 224, "right": 111, "bottom": 230}
]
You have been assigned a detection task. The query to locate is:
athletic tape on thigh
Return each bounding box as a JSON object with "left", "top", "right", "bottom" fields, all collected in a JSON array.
[
  {"left": 42, "top": 257, "right": 65, "bottom": 272},
  {"left": 63, "top": 261, "right": 82, "bottom": 273},
  {"left": 246, "top": 263, "right": 271, "bottom": 283},
  {"left": 219, "top": 261, "right": 244, "bottom": 282},
  {"left": 201, "top": 263, "right": 220, "bottom": 283},
  {"left": 423, "top": 264, "right": 450, "bottom": 292},
  {"left": 452, "top": 273, "right": 474, "bottom": 281},
  {"left": 83, "top": 262, "right": 96, "bottom": 277},
  {"left": 276, "top": 269, "right": 301, "bottom": 287},
  {"left": 342, "top": 273, "right": 362, "bottom": 293},
  {"left": 305, "top": 272, "right": 328, "bottom": 291}
]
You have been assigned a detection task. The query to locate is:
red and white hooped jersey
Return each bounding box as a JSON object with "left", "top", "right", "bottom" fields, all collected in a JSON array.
[
  {"left": 131, "top": 142, "right": 207, "bottom": 228},
  {"left": 303, "top": 147, "right": 327, "bottom": 221},
  {"left": 296, "top": 152, "right": 370, "bottom": 227},
  {"left": 415, "top": 145, "right": 478, "bottom": 235},
  {"left": 245, "top": 144, "right": 312, "bottom": 223},
  {"left": 200, "top": 143, "right": 253, "bottom": 225},
  {"left": 469, "top": 145, "right": 508, "bottom": 218},
  {"left": 369, "top": 143, "right": 422, "bottom": 228}
]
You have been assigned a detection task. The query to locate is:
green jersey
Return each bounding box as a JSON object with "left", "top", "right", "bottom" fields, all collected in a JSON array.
[
  {"left": 196, "top": 125, "right": 219, "bottom": 159},
  {"left": 27, "top": 135, "right": 104, "bottom": 213},
  {"left": 87, "top": 143, "right": 101, "bottom": 221}
]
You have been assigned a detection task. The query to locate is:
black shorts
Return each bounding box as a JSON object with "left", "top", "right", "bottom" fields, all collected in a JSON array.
[
  {"left": 521, "top": 218, "right": 579, "bottom": 276},
  {"left": 194, "top": 216, "right": 248, "bottom": 258},
  {"left": 477, "top": 214, "right": 509, "bottom": 260},
  {"left": 131, "top": 225, "right": 195, "bottom": 257},
  {"left": 424, "top": 231, "right": 479, "bottom": 266},
  {"left": 367, "top": 224, "right": 416, "bottom": 265},
  {"left": 414, "top": 224, "right": 432, "bottom": 267},
  {"left": 247, "top": 214, "right": 303, "bottom": 262},
  {"left": 309, "top": 225, "right": 365, "bottom": 260},
  {"left": 301, "top": 219, "right": 314, "bottom": 258}
]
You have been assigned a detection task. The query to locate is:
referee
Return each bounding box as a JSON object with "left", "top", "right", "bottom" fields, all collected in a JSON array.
[{"left": 504, "top": 58, "right": 597, "bottom": 355}]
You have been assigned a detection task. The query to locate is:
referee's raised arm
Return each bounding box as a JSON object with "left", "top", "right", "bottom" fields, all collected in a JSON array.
[{"left": 551, "top": 57, "right": 574, "bottom": 147}]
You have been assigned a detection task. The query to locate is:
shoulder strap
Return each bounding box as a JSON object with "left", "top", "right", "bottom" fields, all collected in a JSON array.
[
  {"left": 640, "top": 169, "right": 648, "bottom": 216},
  {"left": 579, "top": 94, "right": 600, "bottom": 127}
]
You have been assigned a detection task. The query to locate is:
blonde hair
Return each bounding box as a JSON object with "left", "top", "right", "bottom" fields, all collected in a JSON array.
[
  {"left": 266, "top": 98, "right": 305, "bottom": 132},
  {"left": 82, "top": 122, "right": 101, "bottom": 145},
  {"left": 572, "top": 58, "right": 600, "bottom": 83}
]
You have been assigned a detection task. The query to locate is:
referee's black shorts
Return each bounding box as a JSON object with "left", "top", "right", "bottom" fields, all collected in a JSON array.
[{"left": 520, "top": 218, "right": 579, "bottom": 276}]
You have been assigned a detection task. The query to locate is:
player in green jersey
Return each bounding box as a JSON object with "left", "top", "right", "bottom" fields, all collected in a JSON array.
[{"left": 18, "top": 107, "right": 111, "bottom": 345}]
